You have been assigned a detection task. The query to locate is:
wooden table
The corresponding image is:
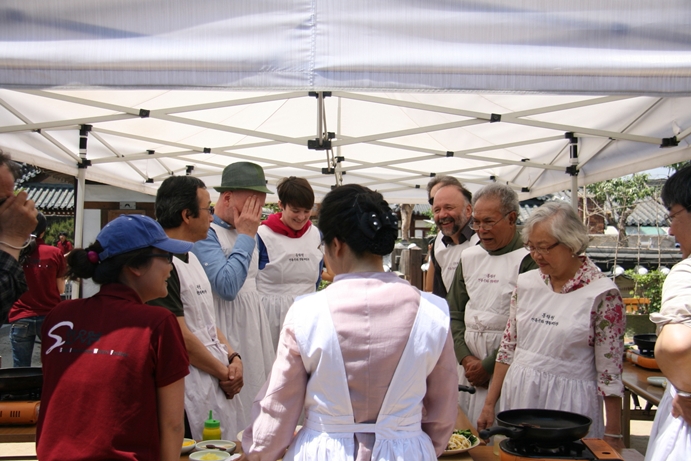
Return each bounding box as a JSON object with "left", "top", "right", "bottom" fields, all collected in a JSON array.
[
  {"left": 621, "top": 361, "right": 664, "bottom": 448},
  {"left": 0, "top": 425, "right": 36, "bottom": 443}
]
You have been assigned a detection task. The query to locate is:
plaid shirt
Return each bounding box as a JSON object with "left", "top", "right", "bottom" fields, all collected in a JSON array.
[{"left": 0, "top": 250, "right": 27, "bottom": 323}]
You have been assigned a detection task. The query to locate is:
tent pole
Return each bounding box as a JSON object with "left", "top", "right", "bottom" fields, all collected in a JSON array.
[
  {"left": 568, "top": 135, "right": 579, "bottom": 212},
  {"left": 72, "top": 124, "right": 91, "bottom": 299},
  {"left": 571, "top": 174, "right": 578, "bottom": 211}
]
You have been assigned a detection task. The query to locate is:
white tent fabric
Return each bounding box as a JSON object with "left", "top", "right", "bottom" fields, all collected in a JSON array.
[
  {"left": 2, "top": 0, "right": 691, "bottom": 94},
  {"left": 0, "top": 1, "right": 690, "bottom": 204}
]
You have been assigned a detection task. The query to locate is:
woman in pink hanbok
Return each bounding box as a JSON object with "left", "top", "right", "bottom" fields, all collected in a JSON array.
[{"left": 243, "top": 184, "right": 458, "bottom": 461}]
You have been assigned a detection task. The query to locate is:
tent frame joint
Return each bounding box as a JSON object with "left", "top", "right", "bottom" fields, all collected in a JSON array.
[
  {"left": 660, "top": 136, "right": 678, "bottom": 148},
  {"left": 309, "top": 91, "right": 332, "bottom": 98}
]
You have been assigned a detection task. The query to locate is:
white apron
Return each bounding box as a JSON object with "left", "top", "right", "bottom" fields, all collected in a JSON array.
[
  {"left": 501, "top": 270, "right": 617, "bottom": 438},
  {"left": 174, "top": 253, "right": 245, "bottom": 440},
  {"left": 256, "top": 224, "right": 322, "bottom": 350},
  {"left": 434, "top": 232, "right": 479, "bottom": 292},
  {"left": 284, "top": 291, "right": 449, "bottom": 461},
  {"left": 645, "top": 383, "right": 691, "bottom": 460},
  {"left": 211, "top": 223, "right": 276, "bottom": 431},
  {"left": 457, "top": 244, "right": 528, "bottom": 427}
]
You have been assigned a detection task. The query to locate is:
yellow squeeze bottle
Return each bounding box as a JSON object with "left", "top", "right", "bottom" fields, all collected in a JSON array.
[{"left": 202, "top": 410, "right": 222, "bottom": 440}]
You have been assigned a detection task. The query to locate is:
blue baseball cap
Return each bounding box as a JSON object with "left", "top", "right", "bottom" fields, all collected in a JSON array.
[{"left": 97, "top": 214, "right": 193, "bottom": 261}]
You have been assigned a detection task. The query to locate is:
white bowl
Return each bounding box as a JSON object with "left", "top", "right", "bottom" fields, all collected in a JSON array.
[
  {"left": 189, "top": 450, "right": 231, "bottom": 461},
  {"left": 195, "top": 440, "right": 236, "bottom": 454},
  {"left": 181, "top": 438, "right": 196, "bottom": 454}
]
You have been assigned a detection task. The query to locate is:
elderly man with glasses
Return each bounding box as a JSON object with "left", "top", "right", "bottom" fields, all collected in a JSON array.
[{"left": 447, "top": 183, "right": 537, "bottom": 429}]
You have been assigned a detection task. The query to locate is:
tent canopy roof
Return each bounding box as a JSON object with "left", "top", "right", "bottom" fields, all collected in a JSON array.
[{"left": 1, "top": 1, "right": 690, "bottom": 203}]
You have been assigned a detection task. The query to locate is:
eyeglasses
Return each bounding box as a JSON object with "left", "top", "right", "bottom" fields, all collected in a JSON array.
[
  {"left": 665, "top": 207, "right": 687, "bottom": 223},
  {"left": 200, "top": 206, "right": 215, "bottom": 215},
  {"left": 470, "top": 212, "right": 512, "bottom": 231},
  {"left": 524, "top": 241, "right": 561, "bottom": 256},
  {"left": 143, "top": 252, "right": 174, "bottom": 264}
]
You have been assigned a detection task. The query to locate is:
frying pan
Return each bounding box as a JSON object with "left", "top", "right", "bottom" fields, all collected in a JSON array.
[
  {"left": 633, "top": 334, "right": 657, "bottom": 355},
  {"left": 478, "top": 409, "right": 592, "bottom": 446},
  {"left": 0, "top": 367, "right": 43, "bottom": 393}
]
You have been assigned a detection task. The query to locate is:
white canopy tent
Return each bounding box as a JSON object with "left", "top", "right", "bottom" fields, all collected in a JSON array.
[{"left": 1, "top": 0, "right": 691, "bottom": 249}]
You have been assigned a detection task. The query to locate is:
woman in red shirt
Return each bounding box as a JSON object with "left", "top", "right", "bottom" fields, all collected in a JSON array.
[{"left": 37, "top": 214, "right": 193, "bottom": 461}]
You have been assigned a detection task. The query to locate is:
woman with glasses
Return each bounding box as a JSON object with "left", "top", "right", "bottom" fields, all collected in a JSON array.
[
  {"left": 256, "top": 176, "right": 323, "bottom": 351},
  {"left": 476, "top": 201, "right": 625, "bottom": 451},
  {"left": 243, "top": 184, "right": 458, "bottom": 461},
  {"left": 37, "top": 214, "right": 193, "bottom": 461}
]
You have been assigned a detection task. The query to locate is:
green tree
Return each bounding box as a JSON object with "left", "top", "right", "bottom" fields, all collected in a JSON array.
[
  {"left": 44, "top": 218, "right": 74, "bottom": 246},
  {"left": 586, "top": 173, "right": 656, "bottom": 247},
  {"left": 625, "top": 268, "right": 666, "bottom": 314}
]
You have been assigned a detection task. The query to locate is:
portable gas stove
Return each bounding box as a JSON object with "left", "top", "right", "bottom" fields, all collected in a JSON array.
[
  {"left": 625, "top": 349, "right": 659, "bottom": 370},
  {"left": 499, "top": 438, "right": 623, "bottom": 461},
  {"left": 0, "top": 367, "right": 42, "bottom": 425},
  {"left": 0, "top": 388, "right": 41, "bottom": 425}
]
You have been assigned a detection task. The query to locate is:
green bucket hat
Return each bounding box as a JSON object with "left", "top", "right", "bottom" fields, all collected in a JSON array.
[{"left": 213, "top": 161, "right": 273, "bottom": 194}]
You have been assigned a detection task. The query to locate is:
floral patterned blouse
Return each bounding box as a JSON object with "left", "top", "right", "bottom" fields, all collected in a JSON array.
[{"left": 497, "top": 256, "right": 625, "bottom": 397}]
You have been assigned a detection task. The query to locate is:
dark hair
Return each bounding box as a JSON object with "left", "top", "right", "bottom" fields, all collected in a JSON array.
[
  {"left": 661, "top": 165, "right": 691, "bottom": 211},
  {"left": 0, "top": 149, "right": 20, "bottom": 180},
  {"left": 155, "top": 176, "right": 207, "bottom": 229},
  {"left": 34, "top": 212, "right": 47, "bottom": 237},
  {"left": 277, "top": 176, "right": 314, "bottom": 210},
  {"left": 427, "top": 175, "right": 472, "bottom": 203},
  {"left": 66, "top": 242, "right": 157, "bottom": 285},
  {"left": 19, "top": 213, "right": 47, "bottom": 264},
  {"left": 318, "top": 184, "right": 398, "bottom": 257}
]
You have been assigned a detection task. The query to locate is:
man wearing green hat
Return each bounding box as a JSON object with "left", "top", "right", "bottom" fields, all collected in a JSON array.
[{"left": 192, "top": 161, "right": 275, "bottom": 433}]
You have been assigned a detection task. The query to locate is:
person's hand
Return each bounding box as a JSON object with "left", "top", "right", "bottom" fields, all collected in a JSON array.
[
  {"left": 462, "top": 356, "right": 491, "bottom": 388},
  {"left": 476, "top": 404, "right": 495, "bottom": 435},
  {"left": 672, "top": 394, "right": 691, "bottom": 425},
  {"left": 603, "top": 435, "right": 625, "bottom": 453},
  {"left": 0, "top": 191, "right": 38, "bottom": 258},
  {"left": 233, "top": 195, "right": 262, "bottom": 237},
  {"left": 220, "top": 358, "right": 244, "bottom": 398}
]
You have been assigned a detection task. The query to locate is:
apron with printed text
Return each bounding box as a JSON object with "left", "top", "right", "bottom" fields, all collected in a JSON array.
[
  {"left": 284, "top": 291, "right": 449, "bottom": 461},
  {"left": 256, "top": 225, "right": 322, "bottom": 350},
  {"left": 458, "top": 245, "right": 528, "bottom": 427},
  {"left": 501, "top": 270, "right": 618, "bottom": 437},
  {"left": 434, "top": 232, "right": 480, "bottom": 292},
  {"left": 174, "top": 253, "right": 245, "bottom": 440},
  {"left": 211, "top": 223, "right": 276, "bottom": 432}
]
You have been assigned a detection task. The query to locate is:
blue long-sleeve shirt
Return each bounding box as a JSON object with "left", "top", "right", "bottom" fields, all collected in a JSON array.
[{"left": 191, "top": 215, "right": 256, "bottom": 301}]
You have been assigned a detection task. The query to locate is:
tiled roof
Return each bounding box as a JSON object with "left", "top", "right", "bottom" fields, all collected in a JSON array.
[
  {"left": 14, "top": 163, "right": 42, "bottom": 186},
  {"left": 23, "top": 183, "right": 74, "bottom": 215},
  {"left": 518, "top": 191, "right": 669, "bottom": 227}
]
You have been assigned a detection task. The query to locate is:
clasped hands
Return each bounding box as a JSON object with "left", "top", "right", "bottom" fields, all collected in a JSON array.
[{"left": 220, "top": 358, "right": 243, "bottom": 399}]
